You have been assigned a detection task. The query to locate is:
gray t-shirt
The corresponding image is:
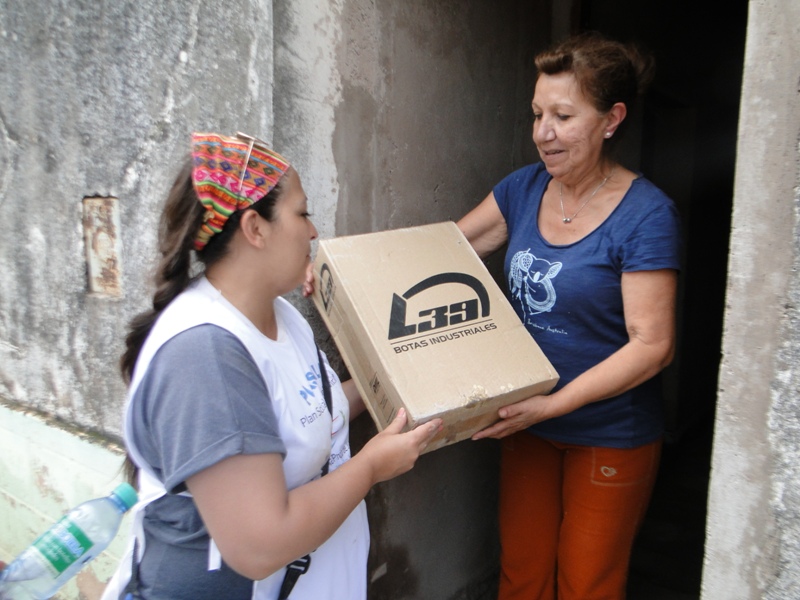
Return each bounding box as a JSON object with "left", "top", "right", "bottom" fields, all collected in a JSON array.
[{"left": 128, "top": 324, "right": 286, "bottom": 599}]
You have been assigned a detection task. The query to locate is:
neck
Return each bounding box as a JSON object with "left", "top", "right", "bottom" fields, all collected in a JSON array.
[
  {"left": 557, "top": 164, "right": 616, "bottom": 224},
  {"left": 206, "top": 266, "right": 279, "bottom": 339},
  {"left": 559, "top": 162, "right": 616, "bottom": 198}
]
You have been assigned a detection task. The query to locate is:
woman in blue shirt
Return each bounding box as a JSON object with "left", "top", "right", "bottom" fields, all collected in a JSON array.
[{"left": 459, "top": 33, "right": 681, "bottom": 600}]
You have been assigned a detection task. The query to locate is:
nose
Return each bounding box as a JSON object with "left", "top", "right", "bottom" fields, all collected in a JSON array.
[
  {"left": 309, "top": 219, "right": 318, "bottom": 241},
  {"left": 533, "top": 116, "right": 556, "bottom": 145}
]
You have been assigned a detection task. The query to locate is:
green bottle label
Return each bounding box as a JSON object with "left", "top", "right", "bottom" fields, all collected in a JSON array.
[{"left": 31, "top": 517, "right": 94, "bottom": 574}]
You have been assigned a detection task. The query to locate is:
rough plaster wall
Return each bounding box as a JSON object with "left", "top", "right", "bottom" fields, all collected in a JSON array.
[
  {"left": 333, "top": 1, "right": 543, "bottom": 237},
  {"left": 272, "top": 0, "right": 344, "bottom": 331},
  {"left": 0, "top": 0, "right": 277, "bottom": 437},
  {"left": 759, "top": 0, "right": 800, "bottom": 593},
  {"left": 702, "top": 0, "right": 800, "bottom": 598},
  {"left": 273, "top": 0, "right": 342, "bottom": 243},
  {"left": 765, "top": 198, "right": 800, "bottom": 599}
]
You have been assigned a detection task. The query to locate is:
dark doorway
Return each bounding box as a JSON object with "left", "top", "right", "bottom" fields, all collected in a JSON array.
[{"left": 571, "top": 1, "right": 750, "bottom": 598}]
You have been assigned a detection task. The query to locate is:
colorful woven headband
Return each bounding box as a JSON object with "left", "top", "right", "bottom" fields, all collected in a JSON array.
[{"left": 191, "top": 132, "right": 290, "bottom": 251}]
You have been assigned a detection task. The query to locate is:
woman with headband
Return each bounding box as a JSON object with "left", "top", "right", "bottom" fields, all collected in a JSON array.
[{"left": 102, "top": 132, "right": 442, "bottom": 600}]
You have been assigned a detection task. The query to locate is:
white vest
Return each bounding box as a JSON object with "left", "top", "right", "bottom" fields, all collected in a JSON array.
[{"left": 102, "top": 278, "right": 369, "bottom": 600}]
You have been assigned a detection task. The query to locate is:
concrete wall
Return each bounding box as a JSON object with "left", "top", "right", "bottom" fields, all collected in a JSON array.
[
  {"left": 0, "top": 1, "right": 549, "bottom": 598},
  {"left": 701, "top": 0, "right": 800, "bottom": 598},
  {"left": 0, "top": 0, "right": 279, "bottom": 436}
]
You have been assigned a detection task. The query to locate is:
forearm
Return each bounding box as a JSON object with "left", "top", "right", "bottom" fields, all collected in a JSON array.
[
  {"left": 197, "top": 452, "right": 376, "bottom": 580},
  {"left": 193, "top": 411, "right": 438, "bottom": 580},
  {"left": 552, "top": 269, "right": 677, "bottom": 415},
  {"left": 342, "top": 378, "right": 367, "bottom": 420},
  {"left": 456, "top": 193, "right": 508, "bottom": 259},
  {"left": 474, "top": 335, "right": 675, "bottom": 441},
  {"left": 547, "top": 336, "right": 674, "bottom": 418}
]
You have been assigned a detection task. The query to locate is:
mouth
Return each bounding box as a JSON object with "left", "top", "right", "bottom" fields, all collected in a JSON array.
[{"left": 541, "top": 149, "right": 564, "bottom": 157}]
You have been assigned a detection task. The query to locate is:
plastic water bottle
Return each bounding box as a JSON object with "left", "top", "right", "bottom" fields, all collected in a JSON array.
[{"left": 0, "top": 483, "right": 138, "bottom": 600}]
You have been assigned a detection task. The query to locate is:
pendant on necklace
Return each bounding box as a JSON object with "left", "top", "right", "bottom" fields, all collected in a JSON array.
[{"left": 559, "top": 168, "right": 616, "bottom": 225}]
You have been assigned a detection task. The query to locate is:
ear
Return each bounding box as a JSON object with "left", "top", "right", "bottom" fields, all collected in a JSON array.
[
  {"left": 604, "top": 102, "right": 628, "bottom": 137},
  {"left": 238, "top": 209, "right": 268, "bottom": 249}
]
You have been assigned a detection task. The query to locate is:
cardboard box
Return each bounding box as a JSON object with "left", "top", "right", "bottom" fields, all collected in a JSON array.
[{"left": 312, "top": 221, "right": 559, "bottom": 452}]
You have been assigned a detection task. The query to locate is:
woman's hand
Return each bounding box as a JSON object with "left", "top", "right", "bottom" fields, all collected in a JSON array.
[
  {"left": 301, "top": 261, "right": 315, "bottom": 297},
  {"left": 187, "top": 409, "right": 441, "bottom": 580},
  {"left": 471, "top": 394, "right": 559, "bottom": 440},
  {"left": 473, "top": 269, "right": 678, "bottom": 443},
  {"left": 360, "top": 408, "right": 443, "bottom": 484},
  {"left": 456, "top": 192, "right": 508, "bottom": 259}
]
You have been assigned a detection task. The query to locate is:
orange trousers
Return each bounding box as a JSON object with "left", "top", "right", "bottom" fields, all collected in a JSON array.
[{"left": 497, "top": 432, "right": 661, "bottom": 600}]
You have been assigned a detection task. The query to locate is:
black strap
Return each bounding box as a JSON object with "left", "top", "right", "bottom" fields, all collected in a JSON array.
[
  {"left": 277, "top": 554, "right": 312, "bottom": 600},
  {"left": 316, "top": 345, "right": 333, "bottom": 476},
  {"left": 278, "top": 346, "right": 333, "bottom": 599}
]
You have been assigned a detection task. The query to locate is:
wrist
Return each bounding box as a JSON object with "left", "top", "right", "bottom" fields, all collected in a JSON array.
[
  {"left": 345, "top": 446, "right": 381, "bottom": 489},
  {"left": 546, "top": 387, "right": 581, "bottom": 418}
]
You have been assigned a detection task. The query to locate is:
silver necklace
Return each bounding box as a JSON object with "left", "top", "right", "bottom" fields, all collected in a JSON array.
[{"left": 559, "top": 170, "right": 615, "bottom": 224}]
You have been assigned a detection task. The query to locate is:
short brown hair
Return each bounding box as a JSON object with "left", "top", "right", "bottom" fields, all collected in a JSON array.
[{"left": 535, "top": 31, "right": 655, "bottom": 114}]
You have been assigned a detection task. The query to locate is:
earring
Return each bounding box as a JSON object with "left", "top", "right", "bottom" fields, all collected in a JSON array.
[{"left": 604, "top": 131, "right": 612, "bottom": 138}]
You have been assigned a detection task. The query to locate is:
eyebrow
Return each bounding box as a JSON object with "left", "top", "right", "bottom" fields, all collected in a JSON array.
[{"left": 532, "top": 101, "right": 575, "bottom": 111}]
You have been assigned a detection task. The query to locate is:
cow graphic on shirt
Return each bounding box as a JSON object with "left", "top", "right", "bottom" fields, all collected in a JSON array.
[{"left": 509, "top": 249, "right": 562, "bottom": 320}]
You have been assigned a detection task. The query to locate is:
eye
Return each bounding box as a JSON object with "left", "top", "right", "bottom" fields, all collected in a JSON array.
[
  {"left": 301, "top": 211, "right": 313, "bottom": 219},
  {"left": 557, "top": 114, "right": 571, "bottom": 121},
  {"left": 532, "top": 112, "right": 542, "bottom": 120}
]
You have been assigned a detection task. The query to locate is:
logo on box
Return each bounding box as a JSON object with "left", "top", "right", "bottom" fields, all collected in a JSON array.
[
  {"left": 388, "top": 273, "right": 495, "bottom": 349},
  {"left": 318, "top": 263, "right": 336, "bottom": 313}
]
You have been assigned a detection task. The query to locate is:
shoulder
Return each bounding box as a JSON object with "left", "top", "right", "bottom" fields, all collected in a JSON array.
[
  {"left": 612, "top": 176, "right": 682, "bottom": 269},
  {"left": 139, "top": 325, "right": 262, "bottom": 406},
  {"left": 616, "top": 175, "right": 681, "bottom": 230},
  {"left": 494, "top": 162, "right": 550, "bottom": 214},
  {"left": 496, "top": 162, "right": 549, "bottom": 189},
  {"left": 628, "top": 175, "right": 675, "bottom": 206},
  {"left": 132, "top": 323, "right": 286, "bottom": 489},
  {"left": 155, "top": 324, "right": 253, "bottom": 369}
]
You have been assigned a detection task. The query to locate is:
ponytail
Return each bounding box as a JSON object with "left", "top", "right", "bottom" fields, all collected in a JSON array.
[
  {"left": 120, "top": 159, "right": 201, "bottom": 485},
  {"left": 120, "top": 159, "right": 203, "bottom": 383}
]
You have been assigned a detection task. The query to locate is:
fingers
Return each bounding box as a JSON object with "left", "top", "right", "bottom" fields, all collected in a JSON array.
[
  {"left": 302, "top": 263, "right": 316, "bottom": 297},
  {"left": 472, "top": 420, "right": 519, "bottom": 440},
  {"left": 419, "top": 418, "right": 443, "bottom": 440},
  {"left": 385, "top": 410, "right": 441, "bottom": 447},
  {"left": 383, "top": 407, "right": 409, "bottom": 434},
  {"left": 497, "top": 400, "right": 525, "bottom": 420},
  {"left": 411, "top": 418, "right": 443, "bottom": 451},
  {"left": 472, "top": 401, "right": 531, "bottom": 440},
  {"left": 363, "top": 410, "right": 441, "bottom": 484}
]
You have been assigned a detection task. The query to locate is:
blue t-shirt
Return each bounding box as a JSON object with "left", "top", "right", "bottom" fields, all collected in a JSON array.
[{"left": 494, "top": 162, "right": 681, "bottom": 447}]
